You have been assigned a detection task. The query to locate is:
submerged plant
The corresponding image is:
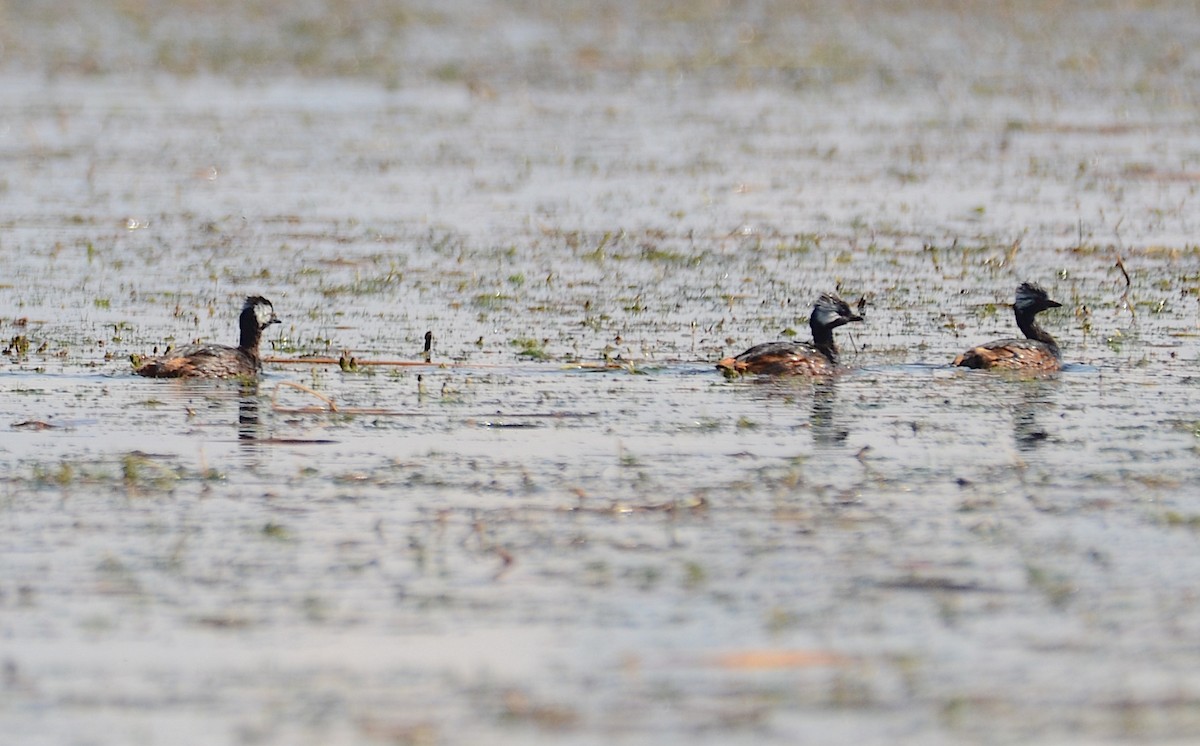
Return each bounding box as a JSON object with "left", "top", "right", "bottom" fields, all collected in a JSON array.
[
  {"left": 4, "top": 335, "right": 31, "bottom": 356},
  {"left": 511, "top": 337, "right": 548, "bottom": 360}
]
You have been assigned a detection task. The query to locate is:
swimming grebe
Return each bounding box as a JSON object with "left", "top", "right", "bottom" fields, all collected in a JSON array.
[
  {"left": 717, "top": 293, "right": 863, "bottom": 376},
  {"left": 953, "top": 282, "right": 1062, "bottom": 371},
  {"left": 134, "top": 296, "right": 281, "bottom": 379}
]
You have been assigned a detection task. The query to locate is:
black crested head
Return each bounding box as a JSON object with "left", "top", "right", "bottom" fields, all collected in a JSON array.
[
  {"left": 1015, "top": 282, "right": 1061, "bottom": 314},
  {"left": 809, "top": 292, "right": 863, "bottom": 364},
  {"left": 811, "top": 293, "right": 864, "bottom": 331},
  {"left": 1013, "top": 282, "right": 1061, "bottom": 348},
  {"left": 239, "top": 296, "right": 280, "bottom": 351}
]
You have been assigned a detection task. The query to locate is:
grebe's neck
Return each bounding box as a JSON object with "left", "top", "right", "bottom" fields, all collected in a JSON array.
[
  {"left": 1016, "top": 307, "right": 1058, "bottom": 352},
  {"left": 239, "top": 310, "right": 262, "bottom": 356},
  {"left": 810, "top": 320, "right": 838, "bottom": 364}
]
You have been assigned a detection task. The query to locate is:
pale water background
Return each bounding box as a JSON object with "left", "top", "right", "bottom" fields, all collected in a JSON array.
[{"left": 4, "top": 2, "right": 1200, "bottom": 744}]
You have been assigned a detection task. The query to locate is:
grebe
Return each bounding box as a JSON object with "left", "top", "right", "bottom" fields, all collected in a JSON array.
[
  {"left": 134, "top": 296, "right": 281, "bottom": 379},
  {"left": 954, "top": 282, "right": 1062, "bottom": 371},
  {"left": 718, "top": 293, "right": 863, "bottom": 376}
]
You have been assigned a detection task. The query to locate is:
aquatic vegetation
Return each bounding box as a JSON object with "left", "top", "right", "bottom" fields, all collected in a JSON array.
[
  {"left": 5, "top": 4, "right": 1200, "bottom": 745},
  {"left": 4, "top": 335, "right": 31, "bottom": 357},
  {"left": 260, "top": 522, "right": 292, "bottom": 541},
  {"left": 510, "top": 337, "right": 548, "bottom": 360}
]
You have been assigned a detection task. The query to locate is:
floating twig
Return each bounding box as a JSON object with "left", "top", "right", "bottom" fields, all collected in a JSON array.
[
  {"left": 271, "top": 381, "right": 337, "bottom": 412},
  {"left": 696, "top": 649, "right": 851, "bottom": 670},
  {"left": 263, "top": 356, "right": 654, "bottom": 370},
  {"left": 263, "top": 356, "right": 456, "bottom": 368}
]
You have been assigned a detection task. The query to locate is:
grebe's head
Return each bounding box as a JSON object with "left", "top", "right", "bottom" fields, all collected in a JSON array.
[
  {"left": 243, "top": 296, "right": 281, "bottom": 330},
  {"left": 811, "top": 293, "right": 863, "bottom": 331},
  {"left": 1015, "top": 283, "right": 1061, "bottom": 314}
]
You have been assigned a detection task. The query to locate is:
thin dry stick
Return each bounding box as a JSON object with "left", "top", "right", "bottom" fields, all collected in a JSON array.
[
  {"left": 1114, "top": 253, "right": 1131, "bottom": 287},
  {"left": 1114, "top": 252, "right": 1134, "bottom": 321},
  {"left": 272, "top": 381, "right": 338, "bottom": 412},
  {"left": 271, "top": 405, "right": 415, "bottom": 415},
  {"left": 262, "top": 356, "right": 642, "bottom": 370},
  {"left": 262, "top": 356, "right": 453, "bottom": 367}
]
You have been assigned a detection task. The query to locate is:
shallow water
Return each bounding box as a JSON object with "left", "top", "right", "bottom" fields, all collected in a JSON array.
[{"left": 5, "top": 2, "right": 1200, "bottom": 745}]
